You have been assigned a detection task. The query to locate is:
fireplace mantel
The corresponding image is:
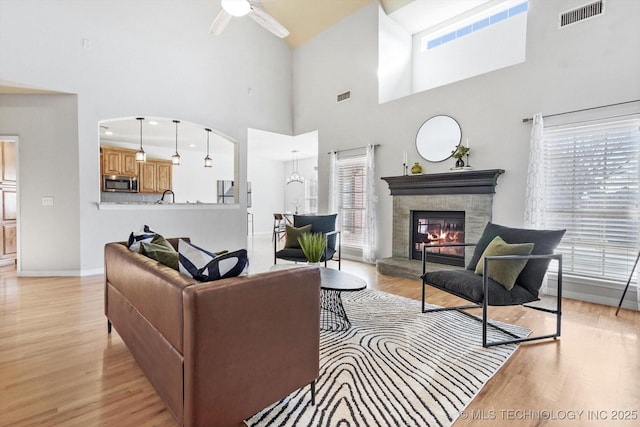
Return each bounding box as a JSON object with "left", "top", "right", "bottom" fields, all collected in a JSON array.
[{"left": 381, "top": 169, "right": 504, "bottom": 196}]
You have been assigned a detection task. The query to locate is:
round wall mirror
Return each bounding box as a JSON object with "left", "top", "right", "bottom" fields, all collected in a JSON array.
[{"left": 415, "top": 115, "right": 462, "bottom": 162}]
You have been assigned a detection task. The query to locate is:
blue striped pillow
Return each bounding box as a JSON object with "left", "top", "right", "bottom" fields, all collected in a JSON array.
[
  {"left": 178, "top": 239, "right": 248, "bottom": 282},
  {"left": 127, "top": 225, "right": 156, "bottom": 251}
]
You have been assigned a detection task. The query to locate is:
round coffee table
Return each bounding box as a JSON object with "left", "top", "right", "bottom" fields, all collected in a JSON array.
[
  {"left": 318, "top": 268, "right": 367, "bottom": 331},
  {"left": 269, "top": 265, "right": 367, "bottom": 331}
]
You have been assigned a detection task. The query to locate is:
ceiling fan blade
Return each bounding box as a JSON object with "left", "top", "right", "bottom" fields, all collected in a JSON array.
[
  {"left": 209, "top": 9, "right": 233, "bottom": 35},
  {"left": 248, "top": 6, "right": 290, "bottom": 38}
]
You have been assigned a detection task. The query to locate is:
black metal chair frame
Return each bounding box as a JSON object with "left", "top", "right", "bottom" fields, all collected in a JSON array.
[
  {"left": 274, "top": 229, "right": 341, "bottom": 270},
  {"left": 421, "top": 243, "right": 563, "bottom": 348}
]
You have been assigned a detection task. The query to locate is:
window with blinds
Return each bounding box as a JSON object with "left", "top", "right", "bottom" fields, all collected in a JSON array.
[
  {"left": 543, "top": 116, "right": 640, "bottom": 282},
  {"left": 336, "top": 154, "right": 367, "bottom": 248}
]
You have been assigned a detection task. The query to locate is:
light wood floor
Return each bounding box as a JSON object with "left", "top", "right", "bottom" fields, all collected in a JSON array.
[{"left": 1, "top": 235, "right": 638, "bottom": 426}]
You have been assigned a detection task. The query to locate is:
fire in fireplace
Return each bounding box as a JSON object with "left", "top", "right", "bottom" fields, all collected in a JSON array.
[{"left": 411, "top": 210, "right": 465, "bottom": 266}]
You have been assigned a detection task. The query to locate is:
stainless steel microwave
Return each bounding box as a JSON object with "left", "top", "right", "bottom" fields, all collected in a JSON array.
[{"left": 103, "top": 175, "right": 138, "bottom": 193}]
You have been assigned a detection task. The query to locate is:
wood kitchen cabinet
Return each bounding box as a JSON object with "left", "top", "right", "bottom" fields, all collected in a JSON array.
[
  {"left": 1, "top": 141, "right": 17, "bottom": 183},
  {"left": 139, "top": 159, "right": 173, "bottom": 194},
  {"left": 101, "top": 146, "right": 139, "bottom": 177}
]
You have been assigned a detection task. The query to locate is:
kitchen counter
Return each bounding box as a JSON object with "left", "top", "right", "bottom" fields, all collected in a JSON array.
[{"left": 96, "top": 202, "right": 240, "bottom": 211}]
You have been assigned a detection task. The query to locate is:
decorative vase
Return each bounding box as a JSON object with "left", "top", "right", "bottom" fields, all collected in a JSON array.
[
  {"left": 455, "top": 158, "right": 465, "bottom": 168},
  {"left": 411, "top": 162, "right": 423, "bottom": 174}
]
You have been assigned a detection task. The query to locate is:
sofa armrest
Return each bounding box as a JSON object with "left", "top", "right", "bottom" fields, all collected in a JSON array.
[{"left": 182, "top": 267, "right": 320, "bottom": 427}]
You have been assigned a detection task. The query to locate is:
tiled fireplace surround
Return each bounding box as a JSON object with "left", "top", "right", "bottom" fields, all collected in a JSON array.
[{"left": 377, "top": 170, "right": 505, "bottom": 279}]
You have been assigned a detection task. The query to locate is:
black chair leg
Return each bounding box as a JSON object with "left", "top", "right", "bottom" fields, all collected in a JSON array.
[{"left": 310, "top": 379, "right": 316, "bottom": 406}]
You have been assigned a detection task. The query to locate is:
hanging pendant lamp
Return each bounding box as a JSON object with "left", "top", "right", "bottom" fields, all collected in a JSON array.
[
  {"left": 204, "top": 128, "right": 213, "bottom": 168},
  {"left": 286, "top": 150, "right": 304, "bottom": 184},
  {"left": 171, "top": 119, "right": 181, "bottom": 165},
  {"left": 135, "top": 117, "right": 146, "bottom": 162}
]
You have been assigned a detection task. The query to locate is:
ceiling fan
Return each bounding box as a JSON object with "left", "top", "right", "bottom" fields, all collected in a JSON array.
[{"left": 209, "top": 0, "right": 290, "bottom": 38}]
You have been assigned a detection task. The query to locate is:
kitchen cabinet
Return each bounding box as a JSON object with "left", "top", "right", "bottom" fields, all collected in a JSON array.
[
  {"left": 139, "top": 159, "right": 173, "bottom": 194},
  {"left": 1, "top": 141, "right": 17, "bottom": 183},
  {"left": 101, "top": 146, "right": 138, "bottom": 177}
]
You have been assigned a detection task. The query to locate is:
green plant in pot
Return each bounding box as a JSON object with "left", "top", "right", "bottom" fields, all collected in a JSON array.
[{"left": 298, "top": 232, "right": 327, "bottom": 264}]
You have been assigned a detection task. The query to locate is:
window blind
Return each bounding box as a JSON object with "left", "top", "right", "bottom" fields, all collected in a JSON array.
[
  {"left": 337, "top": 154, "right": 367, "bottom": 248},
  {"left": 543, "top": 116, "right": 640, "bottom": 282}
]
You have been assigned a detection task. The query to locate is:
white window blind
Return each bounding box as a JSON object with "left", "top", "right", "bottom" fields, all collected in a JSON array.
[
  {"left": 543, "top": 116, "right": 640, "bottom": 282},
  {"left": 337, "top": 154, "right": 367, "bottom": 248}
]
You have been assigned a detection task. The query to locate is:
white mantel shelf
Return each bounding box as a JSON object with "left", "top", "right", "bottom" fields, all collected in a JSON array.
[{"left": 96, "top": 202, "right": 241, "bottom": 211}]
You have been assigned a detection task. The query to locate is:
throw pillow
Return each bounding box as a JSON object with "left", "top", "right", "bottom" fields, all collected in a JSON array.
[
  {"left": 466, "top": 222, "right": 565, "bottom": 295},
  {"left": 197, "top": 249, "right": 249, "bottom": 282},
  {"left": 474, "top": 236, "right": 535, "bottom": 290},
  {"left": 140, "top": 241, "right": 179, "bottom": 270},
  {"left": 284, "top": 224, "right": 312, "bottom": 249},
  {"left": 178, "top": 239, "right": 243, "bottom": 281},
  {"left": 127, "top": 225, "right": 156, "bottom": 251},
  {"left": 149, "top": 233, "right": 174, "bottom": 251}
]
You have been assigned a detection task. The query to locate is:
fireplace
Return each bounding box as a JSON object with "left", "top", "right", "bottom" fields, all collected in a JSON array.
[{"left": 411, "top": 210, "right": 465, "bottom": 266}]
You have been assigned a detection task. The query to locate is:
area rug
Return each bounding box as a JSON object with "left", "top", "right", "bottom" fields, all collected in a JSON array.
[{"left": 246, "top": 289, "right": 529, "bottom": 427}]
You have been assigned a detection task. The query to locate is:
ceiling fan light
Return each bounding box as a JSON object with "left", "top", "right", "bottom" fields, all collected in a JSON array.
[{"left": 221, "top": 0, "right": 251, "bottom": 17}]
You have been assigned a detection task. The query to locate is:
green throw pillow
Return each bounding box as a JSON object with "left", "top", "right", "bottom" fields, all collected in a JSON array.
[
  {"left": 284, "top": 224, "right": 312, "bottom": 249},
  {"left": 140, "top": 241, "right": 179, "bottom": 270},
  {"left": 474, "top": 236, "right": 535, "bottom": 290},
  {"left": 150, "top": 233, "right": 175, "bottom": 251}
]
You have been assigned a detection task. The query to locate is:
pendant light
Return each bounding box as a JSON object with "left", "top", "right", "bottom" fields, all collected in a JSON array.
[
  {"left": 171, "top": 119, "right": 181, "bottom": 165},
  {"left": 204, "top": 128, "right": 213, "bottom": 168},
  {"left": 286, "top": 150, "right": 304, "bottom": 184},
  {"left": 135, "top": 117, "right": 146, "bottom": 162}
]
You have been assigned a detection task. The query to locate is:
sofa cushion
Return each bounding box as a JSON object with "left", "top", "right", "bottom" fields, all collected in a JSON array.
[
  {"left": 284, "top": 224, "right": 311, "bottom": 249},
  {"left": 140, "top": 240, "right": 179, "bottom": 270},
  {"left": 179, "top": 239, "right": 247, "bottom": 282},
  {"left": 474, "top": 236, "right": 535, "bottom": 290},
  {"left": 127, "top": 225, "right": 156, "bottom": 251},
  {"left": 466, "top": 222, "right": 565, "bottom": 295}
]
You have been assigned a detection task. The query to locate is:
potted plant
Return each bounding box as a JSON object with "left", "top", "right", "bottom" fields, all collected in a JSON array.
[
  {"left": 451, "top": 145, "right": 470, "bottom": 168},
  {"left": 298, "top": 232, "right": 327, "bottom": 265}
]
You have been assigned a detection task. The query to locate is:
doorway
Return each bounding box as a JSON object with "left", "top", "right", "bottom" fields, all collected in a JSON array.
[{"left": 0, "top": 136, "right": 18, "bottom": 269}]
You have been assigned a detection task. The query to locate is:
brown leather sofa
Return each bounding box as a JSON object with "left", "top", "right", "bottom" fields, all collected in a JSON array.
[{"left": 104, "top": 238, "right": 320, "bottom": 427}]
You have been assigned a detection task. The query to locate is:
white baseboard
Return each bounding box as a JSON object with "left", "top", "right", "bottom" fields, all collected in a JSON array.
[
  {"left": 18, "top": 268, "right": 104, "bottom": 277},
  {"left": 546, "top": 273, "right": 638, "bottom": 311}
]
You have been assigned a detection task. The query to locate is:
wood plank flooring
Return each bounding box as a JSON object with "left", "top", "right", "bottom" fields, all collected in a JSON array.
[{"left": 1, "top": 236, "right": 638, "bottom": 426}]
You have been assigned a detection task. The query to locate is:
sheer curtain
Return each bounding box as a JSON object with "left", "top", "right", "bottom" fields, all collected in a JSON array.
[
  {"left": 363, "top": 144, "right": 377, "bottom": 263},
  {"left": 524, "top": 113, "right": 548, "bottom": 293},
  {"left": 328, "top": 151, "right": 338, "bottom": 215}
]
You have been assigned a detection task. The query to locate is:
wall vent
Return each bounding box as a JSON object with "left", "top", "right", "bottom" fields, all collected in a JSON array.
[
  {"left": 559, "top": 0, "right": 605, "bottom": 28},
  {"left": 337, "top": 90, "right": 351, "bottom": 102}
]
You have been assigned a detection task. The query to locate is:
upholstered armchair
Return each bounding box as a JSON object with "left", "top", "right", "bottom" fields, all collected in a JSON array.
[
  {"left": 274, "top": 214, "right": 341, "bottom": 270},
  {"left": 421, "top": 222, "right": 565, "bottom": 347}
]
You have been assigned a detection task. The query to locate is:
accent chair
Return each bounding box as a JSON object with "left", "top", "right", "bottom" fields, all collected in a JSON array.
[
  {"left": 274, "top": 214, "right": 341, "bottom": 270},
  {"left": 421, "top": 222, "right": 565, "bottom": 347}
]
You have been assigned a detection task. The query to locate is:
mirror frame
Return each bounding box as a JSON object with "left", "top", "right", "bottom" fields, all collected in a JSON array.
[{"left": 415, "top": 115, "right": 462, "bottom": 162}]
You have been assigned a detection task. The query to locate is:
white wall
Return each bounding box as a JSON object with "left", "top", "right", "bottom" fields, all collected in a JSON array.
[
  {"left": 0, "top": 0, "right": 293, "bottom": 274},
  {"left": 247, "top": 156, "right": 285, "bottom": 234},
  {"left": 284, "top": 157, "right": 317, "bottom": 214},
  {"left": 293, "top": 0, "right": 640, "bottom": 264},
  {"left": 378, "top": 5, "right": 412, "bottom": 103}
]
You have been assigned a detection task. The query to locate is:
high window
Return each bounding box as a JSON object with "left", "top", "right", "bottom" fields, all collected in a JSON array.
[{"left": 543, "top": 115, "right": 640, "bottom": 282}]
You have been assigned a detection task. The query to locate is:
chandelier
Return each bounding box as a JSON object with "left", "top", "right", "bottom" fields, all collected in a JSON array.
[{"left": 286, "top": 150, "right": 304, "bottom": 184}]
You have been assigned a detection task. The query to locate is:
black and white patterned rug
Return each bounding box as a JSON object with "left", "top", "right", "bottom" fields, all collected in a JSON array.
[{"left": 246, "top": 289, "right": 529, "bottom": 427}]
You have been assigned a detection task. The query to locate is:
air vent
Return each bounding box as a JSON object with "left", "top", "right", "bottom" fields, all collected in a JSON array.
[
  {"left": 559, "top": 0, "right": 605, "bottom": 28},
  {"left": 337, "top": 90, "right": 351, "bottom": 103}
]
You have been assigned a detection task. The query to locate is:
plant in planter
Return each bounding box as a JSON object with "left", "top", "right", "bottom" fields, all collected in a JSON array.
[{"left": 298, "top": 232, "right": 327, "bottom": 264}]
